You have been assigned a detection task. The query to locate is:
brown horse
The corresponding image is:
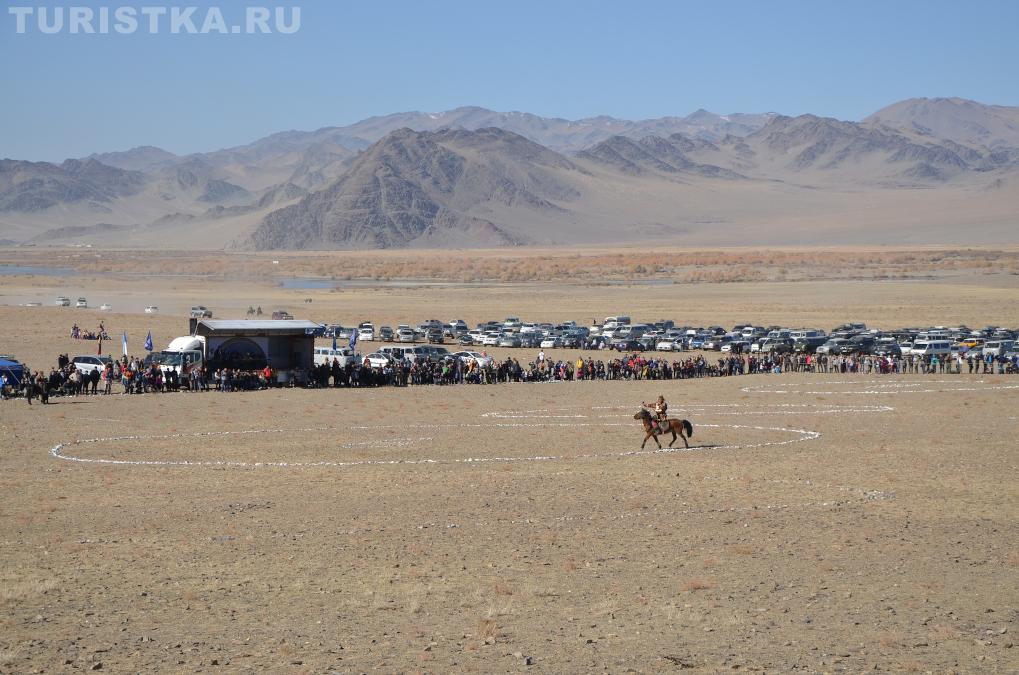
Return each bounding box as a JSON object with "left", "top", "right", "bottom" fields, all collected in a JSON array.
[{"left": 634, "top": 408, "right": 693, "bottom": 449}]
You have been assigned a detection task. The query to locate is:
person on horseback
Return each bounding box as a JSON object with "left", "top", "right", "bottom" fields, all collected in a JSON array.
[{"left": 642, "top": 395, "right": 668, "bottom": 432}]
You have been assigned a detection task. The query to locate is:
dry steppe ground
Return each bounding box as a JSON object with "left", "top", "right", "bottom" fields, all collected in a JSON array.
[{"left": 1, "top": 247, "right": 1018, "bottom": 673}]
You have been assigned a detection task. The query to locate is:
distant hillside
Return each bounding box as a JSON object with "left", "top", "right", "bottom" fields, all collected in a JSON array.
[
  {"left": 744, "top": 114, "right": 979, "bottom": 182},
  {"left": 152, "top": 159, "right": 250, "bottom": 205},
  {"left": 0, "top": 158, "right": 146, "bottom": 212},
  {"left": 864, "top": 97, "right": 1019, "bottom": 149},
  {"left": 250, "top": 128, "right": 584, "bottom": 249},
  {"left": 577, "top": 113, "right": 1019, "bottom": 186},
  {"left": 578, "top": 135, "right": 742, "bottom": 179}
]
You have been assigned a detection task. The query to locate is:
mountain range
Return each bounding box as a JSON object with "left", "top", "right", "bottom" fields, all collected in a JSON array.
[{"left": 1, "top": 98, "right": 1017, "bottom": 249}]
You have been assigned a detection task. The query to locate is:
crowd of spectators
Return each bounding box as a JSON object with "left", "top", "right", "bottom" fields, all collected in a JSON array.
[
  {"left": 4, "top": 347, "right": 1017, "bottom": 405},
  {"left": 296, "top": 349, "right": 1018, "bottom": 390}
]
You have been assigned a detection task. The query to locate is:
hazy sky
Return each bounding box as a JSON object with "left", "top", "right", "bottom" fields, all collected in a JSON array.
[{"left": 3, "top": 0, "right": 1017, "bottom": 160}]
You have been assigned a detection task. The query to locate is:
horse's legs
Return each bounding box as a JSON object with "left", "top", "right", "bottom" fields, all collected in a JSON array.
[
  {"left": 643, "top": 429, "right": 660, "bottom": 449},
  {"left": 682, "top": 426, "right": 690, "bottom": 449},
  {"left": 668, "top": 428, "right": 677, "bottom": 447}
]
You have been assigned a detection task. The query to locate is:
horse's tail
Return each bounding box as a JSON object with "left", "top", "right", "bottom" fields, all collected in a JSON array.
[{"left": 683, "top": 419, "right": 693, "bottom": 437}]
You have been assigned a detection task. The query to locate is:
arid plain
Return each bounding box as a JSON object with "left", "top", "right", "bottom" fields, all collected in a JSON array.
[{"left": 1, "top": 246, "right": 1018, "bottom": 673}]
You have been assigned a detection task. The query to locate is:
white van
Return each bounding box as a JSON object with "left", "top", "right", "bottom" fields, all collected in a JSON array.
[
  {"left": 909, "top": 340, "right": 953, "bottom": 357},
  {"left": 314, "top": 346, "right": 355, "bottom": 367},
  {"left": 982, "top": 340, "right": 1015, "bottom": 357}
]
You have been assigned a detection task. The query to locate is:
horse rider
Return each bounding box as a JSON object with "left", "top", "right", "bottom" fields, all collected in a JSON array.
[{"left": 642, "top": 395, "right": 668, "bottom": 432}]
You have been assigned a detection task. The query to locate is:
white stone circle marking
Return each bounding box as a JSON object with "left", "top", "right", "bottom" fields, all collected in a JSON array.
[
  {"left": 741, "top": 378, "right": 1019, "bottom": 395},
  {"left": 46, "top": 404, "right": 901, "bottom": 516},
  {"left": 341, "top": 437, "right": 434, "bottom": 449},
  {"left": 49, "top": 415, "right": 821, "bottom": 469}
]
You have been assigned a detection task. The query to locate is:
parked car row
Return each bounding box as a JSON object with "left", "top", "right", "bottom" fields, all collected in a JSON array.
[
  {"left": 45, "top": 297, "right": 1017, "bottom": 360},
  {"left": 314, "top": 317, "right": 1019, "bottom": 357}
]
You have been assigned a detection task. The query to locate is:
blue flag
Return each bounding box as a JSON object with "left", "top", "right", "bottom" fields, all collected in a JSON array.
[
  {"left": 144, "top": 331, "right": 153, "bottom": 352},
  {"left": 348, "top": 329, "right": 358, "bottom": 349},
  {"left": 121, "top": 332, "right": 128, "bottom": 357}
]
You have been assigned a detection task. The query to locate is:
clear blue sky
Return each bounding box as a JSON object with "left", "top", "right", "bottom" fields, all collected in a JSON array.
[{"left": 2, "top": 0, "right": 1017, "bottom": 161}]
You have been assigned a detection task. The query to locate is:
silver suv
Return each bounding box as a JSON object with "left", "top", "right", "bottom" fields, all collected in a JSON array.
[{"left": 190, "top": 306, "right": 213, "bottom": 318}]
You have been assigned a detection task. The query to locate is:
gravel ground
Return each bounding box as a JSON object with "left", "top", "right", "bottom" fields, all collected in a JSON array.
[{"left": 2, "top": 370, "right": 1017, "bottom": 673}]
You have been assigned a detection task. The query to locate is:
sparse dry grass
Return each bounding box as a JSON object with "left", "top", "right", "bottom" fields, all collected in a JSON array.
[
  {"left": 405, "top": 586, "right": 428, "bottom": 615},
  {"left": 492, "top": 581, "right": 513, "bottom": 596},
  {"left": 681, "top": 577, "right": 716, "bottom": 592},
  {"left": 934, "top": 624, "right": 958, "bottom": 640},
  {"left": 486, "top": 597, "right": 515, "bottom": 618},
  {"left": 726, "top": 544, "right": 755, "bottom": 556},
  {"left": 0, "top": 645, "right": 23, "bottom": 667},
  {"left": 1, "top": 578, "right": 57, "bottom": 603},
  {"left": 525, "top": 582, "right": 560, "bottom": 599},
  {"left": 477, "top": 618, "right": 501, "bottom": 639},
  {"left": 878, "top": 632, "right": 906, "bottom": 649},
  {"left": 592, "top": 599, "right": 620, "bottom": 618}
]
